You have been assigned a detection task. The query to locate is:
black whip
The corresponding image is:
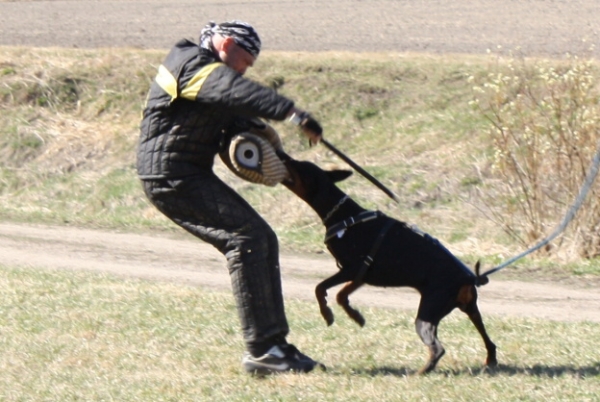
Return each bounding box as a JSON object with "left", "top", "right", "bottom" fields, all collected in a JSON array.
[{"left": 321, "top": 139, "right": 400, "bottom": 203}]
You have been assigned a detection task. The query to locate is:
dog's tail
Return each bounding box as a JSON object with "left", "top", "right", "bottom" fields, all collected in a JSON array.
[{"left": 474, "top": 260, "right": 490, "bottom": 287}]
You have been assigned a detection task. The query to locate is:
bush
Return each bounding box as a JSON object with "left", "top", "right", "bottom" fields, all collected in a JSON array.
[{"left": 472, "top": 54, "right": 600, "bottom": 258}]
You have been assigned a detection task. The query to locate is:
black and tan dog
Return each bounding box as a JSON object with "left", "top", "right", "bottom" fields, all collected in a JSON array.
[{"left": 282, "top": 159, "right": 497, "bottom": 374}]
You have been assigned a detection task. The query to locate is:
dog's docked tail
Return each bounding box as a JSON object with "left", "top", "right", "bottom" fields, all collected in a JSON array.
[{"left": 474, "top": 260, "right": 490, "bottom": 287}]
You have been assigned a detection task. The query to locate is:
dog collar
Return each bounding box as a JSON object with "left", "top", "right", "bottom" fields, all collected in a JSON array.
[{"left": 322, "top": 195, "right": 349, "bottom": 224}]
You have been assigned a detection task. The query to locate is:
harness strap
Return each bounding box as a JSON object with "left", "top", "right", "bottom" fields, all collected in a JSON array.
[
  {"left": 324, "top": 211, "right": 382, "bottom": 242},
  {"left": 354, "top": 219, "right": 395, "bottom": 283}
]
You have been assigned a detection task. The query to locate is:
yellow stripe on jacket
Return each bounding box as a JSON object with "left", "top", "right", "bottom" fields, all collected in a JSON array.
[
  {"left": 155, "top": 65, "right": 178, "bottom": 101},
  {"left": 181, "top": 62, "right": 223, "bottom": 100},
  {"left": 155, "top": 62, "right": 224, "bottom": 102}
]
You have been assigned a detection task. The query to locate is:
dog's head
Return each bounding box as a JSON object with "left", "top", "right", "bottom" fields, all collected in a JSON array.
[{"left": 282, "top": 158, "right": 352, "bottom": 204}]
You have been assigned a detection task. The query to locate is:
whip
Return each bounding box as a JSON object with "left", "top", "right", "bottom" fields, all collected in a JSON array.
[{"left": 320, "top": 139, "right": 400, "bottom": 203}]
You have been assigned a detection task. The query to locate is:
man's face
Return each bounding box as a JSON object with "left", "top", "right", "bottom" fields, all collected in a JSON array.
[{"left": 221, "top": 39, "right": 256, "bottom": 75}]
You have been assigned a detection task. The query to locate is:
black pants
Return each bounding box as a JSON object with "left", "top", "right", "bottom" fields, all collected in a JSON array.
[{"left": 142, "top": 172, "right": 289, "bottom": 355}]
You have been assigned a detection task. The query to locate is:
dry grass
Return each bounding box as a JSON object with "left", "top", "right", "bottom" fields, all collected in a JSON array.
[
  {"left": 1, "top": 46, "right": 599, "bottom": 275},
  {"left": 1, "top": 264, "right": 599, "bottom": 401}
]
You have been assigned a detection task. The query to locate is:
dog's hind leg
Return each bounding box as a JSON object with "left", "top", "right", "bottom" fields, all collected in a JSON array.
[
  {"left": 467, "top": 304, "right": 497, "bottom": 367},
  {"left": 457, "top": 285, "right": 497, "bottom": 367},
  {"left": 415, "top": 318, "right": 445, "bottom": 374},
  {"left": 336, "top": 281, "right": 366, "bottom": 327},
  {"left": 315, "top": 270, "right": 356, "bottom": 326},
  {"left": 415, "top": 295, "right": 454, "bottom": 374}
]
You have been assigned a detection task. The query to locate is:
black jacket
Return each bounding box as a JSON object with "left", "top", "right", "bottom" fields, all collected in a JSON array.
[{"left": 137, "top": 39, "right": 294, "bottom": 179}]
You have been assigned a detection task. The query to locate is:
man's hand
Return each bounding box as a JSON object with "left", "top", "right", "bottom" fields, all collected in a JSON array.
[
  {"left": 288, "top": 108, "right": 323, "bottom": 146},
  {"left": 300, "top": 114, "right": 322, "bottom": 146}
]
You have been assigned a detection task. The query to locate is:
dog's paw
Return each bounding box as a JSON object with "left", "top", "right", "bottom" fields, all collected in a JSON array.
[
  {"left": 321, "top": 308, "right": 334, "bottom": 326},
  {"left": 348, "top": 310, "right": 365, "bottom": 327},
  {"left": 485, "top": 357, "right": 498, "bottom": 367}
]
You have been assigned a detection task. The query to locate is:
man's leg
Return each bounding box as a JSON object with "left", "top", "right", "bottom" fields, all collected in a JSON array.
[{"left": 142, "top": 174, "right": 289, "bottom": 351}]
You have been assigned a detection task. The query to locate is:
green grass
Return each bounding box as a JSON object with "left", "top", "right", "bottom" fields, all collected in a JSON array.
[
  {"left": 0, "top": 47, "right": 496, "bottom": 242},
  {"left": 0, "top": 264, "right": 598, "bottom": 401},
  {"left": 1, "top": 46, "right": 599, "bottom": 278},
  {"left": 1, "top": 46, "right": 599, "bottom": 401}
]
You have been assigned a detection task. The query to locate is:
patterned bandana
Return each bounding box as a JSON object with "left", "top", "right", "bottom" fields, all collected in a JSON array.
[{"left": 199, "top": 20, "right": 261, "bottom": 58}]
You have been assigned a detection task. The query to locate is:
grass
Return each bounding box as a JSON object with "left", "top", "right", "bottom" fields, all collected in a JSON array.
[
  {"left": 1, "top": 48, "right": 597, "bottom": 261},
  {"left": 0, "top": 47, "right": 501, "bottom": 246},
  {"left": 1, "top": 264, "right": 599, "bottom": 401},
  {"left": 1, "top": 46, "right": 599, "bottom": 398},
  {"left": 0, "top": 47, "right": 598, "bottom": 277}
]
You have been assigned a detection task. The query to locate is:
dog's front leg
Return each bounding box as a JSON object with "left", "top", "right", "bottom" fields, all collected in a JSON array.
[
  {"left": 315, "top": 283, "right": 334, "bottom": 326},
  {"left": 336, "top": 281, "right": 366, "bottom": 327},
  {"left": 315, "top": 270, "right": 355, "bottom": 326}
]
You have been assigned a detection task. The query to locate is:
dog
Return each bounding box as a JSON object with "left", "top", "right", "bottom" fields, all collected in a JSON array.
[{"left": 282, "top": 158, "right": 497, "bottom": 374}]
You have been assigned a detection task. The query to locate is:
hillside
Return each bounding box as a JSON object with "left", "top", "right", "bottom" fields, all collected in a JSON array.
[{"left": 1, "top": 47, "right": 599, "bottom": 279}]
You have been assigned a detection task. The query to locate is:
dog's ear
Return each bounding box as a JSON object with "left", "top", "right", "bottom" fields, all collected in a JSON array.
[{"left": 327, "top": 169, "right": 353, "bottom": 183}]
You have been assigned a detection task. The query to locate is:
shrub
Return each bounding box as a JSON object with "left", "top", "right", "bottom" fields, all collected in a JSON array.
[{"left": 472, "top": 54, "right": 600, "bottom": 258}]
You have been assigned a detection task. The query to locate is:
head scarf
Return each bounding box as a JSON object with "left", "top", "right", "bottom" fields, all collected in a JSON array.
[{"left": 200, "top": 20, "right": 261, "bottom": 58}]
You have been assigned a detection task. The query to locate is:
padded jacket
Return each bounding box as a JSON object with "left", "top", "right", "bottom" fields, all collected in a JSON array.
[{"left": 137, "top": 39, "right": 294, "bottom": 180}]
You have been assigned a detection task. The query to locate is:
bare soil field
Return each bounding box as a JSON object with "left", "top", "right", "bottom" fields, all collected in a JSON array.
[
  {"left": 0, "top": 0, "right": 598, "bottom": 57},
  {"left": 1, "top": 0, "right": 599, "bottom": 322}
]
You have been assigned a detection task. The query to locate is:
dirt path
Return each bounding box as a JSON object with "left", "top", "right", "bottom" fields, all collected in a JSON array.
[{"left": 2, "top": 222, "right": 599, "bottom": 323}]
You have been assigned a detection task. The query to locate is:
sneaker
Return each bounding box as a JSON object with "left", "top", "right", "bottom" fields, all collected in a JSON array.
[{"left": 242, "top": 344, "right": 325, "bottom": 375}]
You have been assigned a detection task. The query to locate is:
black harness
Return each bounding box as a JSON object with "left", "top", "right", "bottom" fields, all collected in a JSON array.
[{"left": 324, "top": 211, "right": 394, "bottom": 283}]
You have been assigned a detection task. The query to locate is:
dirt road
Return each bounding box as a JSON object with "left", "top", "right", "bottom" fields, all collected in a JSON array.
[
  {"left": 1, "top": 1, "right": 599, "bottom": 323},
  {"left": 2, "top": 223, "right": 599, "bottom": 323}
]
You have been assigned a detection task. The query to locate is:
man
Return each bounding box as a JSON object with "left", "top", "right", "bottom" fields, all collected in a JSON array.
[{"left": 137, "top": 20, "right": 324, "bottom": 375}]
